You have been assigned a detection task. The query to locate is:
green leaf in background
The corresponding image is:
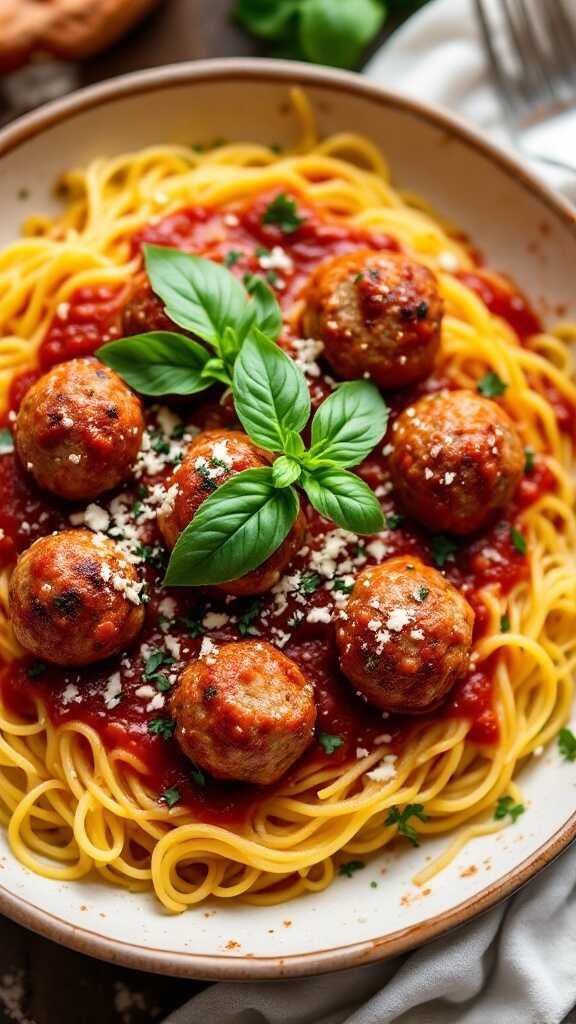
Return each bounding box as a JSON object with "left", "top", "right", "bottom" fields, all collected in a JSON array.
[
  {"left": 299, "top": 0, "right": 385, "bottom": 69},
  {"left": 303, "top": 466, "right": 385, "bottom": 534},
  {"left": 98, "top": 331, "right": 213, "bottom": 395},
  {"left": 233, "top": 330, "right": 311, "bottom": 452},
  {"left": 233, "top": 0, "right": 302, "bottom": 40},
  {"left": 307, "top": 380, "right": 390, "bottom": 467},
  {"left": 163, "top": 467, "right": 300, "bottom": 586}
]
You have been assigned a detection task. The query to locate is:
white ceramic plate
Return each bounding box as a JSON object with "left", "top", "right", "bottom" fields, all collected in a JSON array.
[{"left": 0, "top": 59, "right": 575, "bottom": 980}]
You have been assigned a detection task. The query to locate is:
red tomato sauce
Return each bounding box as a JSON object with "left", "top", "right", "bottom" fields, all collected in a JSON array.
[{"left": 0, "top": 191, "right": 558, "bottom": 823}]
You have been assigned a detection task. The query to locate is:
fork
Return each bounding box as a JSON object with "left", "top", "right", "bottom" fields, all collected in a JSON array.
[{"left": 474, "top": 0, "right": 576, "bottom": 175}]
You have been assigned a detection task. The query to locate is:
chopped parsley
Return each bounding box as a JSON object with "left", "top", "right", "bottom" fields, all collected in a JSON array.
[
  {"left": 385, "top": 512, "right": 404, "bottom": 530},
  {"left": 204, "top": 686, "right": 218, "bottom": 701},
  {"left": 430, "top": 534, "right": 458, "bottom": 568},
  {"left": 339, "top": 860, "right": 365, "bottom": 878},
  {"left": 416, "top": 300, "right": 429, "bottom": 319},
  {"left": 0, "top": 428, "right": 14, "bottom": 455},
  {"left": 353, "top": 272, "right": 364, "bottom": 284},
  {"left": 237, "top": 598, "right": 264, "bottom": 636},
  {"left": 318, "top": 732, "right": 344, "bottom": 755},
  {"left": 299, "top": 572, "right": 321, "bottom": 595},
  {"left": 148, "top": 717, "right": 176, "bottom": 741},
  {"left": 524, "top": 448, "right": 535, "bottom": 474},
  {"left": 134, "top": 543, "right": 168, "bottom": 571},
  {"left": 510, "top": 526, "right": 526, "bottom": 556},
  {"left": 160, "top": 787, "right": 181, "bottom": 808},
  {"left": 558, "top": 727, "right": 576, "bottom": 762},
  {"left": 477, "top": 371, "right": 508, "bottom": 398},
  {"left": 27, "top": 661, "right": 47, "bottom": 679},
  {"left": 500, "top": 613, "right": 511, "bottom": 633},
  {"left": 150, "top": 432, "right": 170, "bottom": 455},
  {"left": 415, "top": 585, "right": 429, "bottom": 603},
  {"left": 494, "top": 795, "right": 525, "bottom": 823},
  {"left": 178, "top": 613, "right": 204, "bottom": 638},
  {"left": 287, "top": 610, "right": 304, "bottom": 628},
  {"left": 143, "top": 648, "right": 176, "bottom": 679},
  {"left": 333, "top": 578, "right": 354, "bottom": 594},
  {"left": 370, "top": 880, "right": 378, "bottom": 889},
  {"left": 261, "top": 193, "right": 305, "bottom": 234},
  {"left": 385, "top": 804, "right": 427, "bottom": 847},
  {"left": 190, "top": 763, "right": 206, "bottom": 787},
  {"left": 154, "top": 675, "right": 172, "bottom": 693}
]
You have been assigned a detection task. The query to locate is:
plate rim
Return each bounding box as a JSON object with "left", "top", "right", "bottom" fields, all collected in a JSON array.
[{"left": 0, "top": 56, "right": 575, "bottom": 979}]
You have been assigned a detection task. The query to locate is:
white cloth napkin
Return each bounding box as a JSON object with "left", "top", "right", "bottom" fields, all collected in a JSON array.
[{"left": 163, "top": 4, "right": 576, "bottom": 1022}]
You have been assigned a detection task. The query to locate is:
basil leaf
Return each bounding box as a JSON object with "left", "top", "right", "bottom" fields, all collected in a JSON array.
[
  {"left": 98, "top": 332, "right": 212, "bottom": 395},
  {"left": 144, "top": 245, "right": 248, "bottom": 347},
  {"left": 299, "top": 0, "right": 385, "bottom": 70},
  {"left": 272, "top": 455, "right": 301, "bottom": 488},
  {"left": 308, "top": 381, "right": 390, "bottom": 468},
  {"left": 303, "top": 467, "right": 384, "bottom": 534},
  {"left": 233, "top": 330, "right": 310, "bottom": 452},
  {"left": 242, "top": 276, "right": 282, "bottom": 342},
  {"left": 163, "top": 467, "right": 299, "bottom": 586}
]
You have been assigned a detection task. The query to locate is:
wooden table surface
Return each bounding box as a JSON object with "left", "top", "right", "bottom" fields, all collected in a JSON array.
[{"left": 1, "top": 3, "right": 575, "bottom": 1023}]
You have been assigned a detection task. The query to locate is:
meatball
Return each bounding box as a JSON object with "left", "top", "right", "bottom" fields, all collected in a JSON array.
[
  {"left": 170, "top": 640, "right": 316, "bottom": 785},
  {"left": 122, "top": 282, "right": 175, "bottom": 336},
  {"left": 303, "top": 250, "right": 443, "bottom": 390},
  {"left": 15, "top": 357, "right": 145, "bottom": 501},
  {"left": 389, "top": 389, "right": 524, "bottom": 535},
  {"left": 9, "top": 529, "right": 145, "bottom": 666},
  {"left": 158, "top": 429, "right": 306, "bottom": 596},
  {"left": 336, "top": 556, "right": 474, "bottom": 714}
]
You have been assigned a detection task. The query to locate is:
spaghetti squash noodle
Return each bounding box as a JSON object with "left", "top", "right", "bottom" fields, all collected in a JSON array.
[{"left": 0, "top": 89, "right": 575, "bottom": 912}]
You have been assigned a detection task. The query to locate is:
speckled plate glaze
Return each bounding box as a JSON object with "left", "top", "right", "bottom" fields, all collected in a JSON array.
[{"left": 0, "top": 59, "right": 575, "bottom": 980}]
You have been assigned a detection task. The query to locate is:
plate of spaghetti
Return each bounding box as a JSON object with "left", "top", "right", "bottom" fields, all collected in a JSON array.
[{"left": 0, "top": 59, "right": 575, "bottom": 979}]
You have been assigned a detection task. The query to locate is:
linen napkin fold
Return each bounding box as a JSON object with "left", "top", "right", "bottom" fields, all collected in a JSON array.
[{"left": 163, "top": 3, "right": 576, "bottom": 1021}]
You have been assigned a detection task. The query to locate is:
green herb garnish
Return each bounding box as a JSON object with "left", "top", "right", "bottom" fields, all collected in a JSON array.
[
  {"left": 190, "top": 763, "right": 206, "bottom": 787},
  {"left": 430, "top": 534, "right": 458, "bottom": 568},
  {"left": 524, "top": 448, "right": 535, "bottom": 474},
  {"left": 510, "top": 526, "right": 527, "bottom": 556},
  {"left": 385, "top": 512, "right": 404, "bottom": 530},
  {"left": 148, "top": 717, "right": 176, "bottom": 740},
  {"left": 558, "top": 727, "right": 576, "bottom": 762},
  {"left": 385, "top": 804, "right": 427, "bottom": 847},
  {"left": 477, "top": 371, "right": 508, "bottom": 398},
  {"left": 494, "top": 795, "right": 525, "bottom": 823},
  {"left": 299, "top": 572, "right": 322, "bottom": 595},
  {"left": 0, "top": 428, "right": 14, "bottom": 455},
  {"left": 237, "top": 598, "right": 264, "bottom": 636},
  {"left": 160, "top": 787, "right": 181, "bottom": 808},
  {"left": 415, "top": 585, "right": 429, "bottom": 603},
  {"left": 333, "top": 578, "right": 354, "bottom": 594},
  {"left": 318, "top": 732, "right": 344, "bottom": 755},
  {"left": 339, "top": 860, "right": 365, "bottom": 878},
  {"left": 500, "top": 614, "right": 510, "bottom": 633},
  {"left": 261, "top": 193, "right": 305, "bottom": 234}
]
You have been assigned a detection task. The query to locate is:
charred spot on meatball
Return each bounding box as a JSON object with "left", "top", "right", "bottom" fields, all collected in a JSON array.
[
  {"left": 9, "top": 529, "right": 145, "bottom": 666},
  {"left": 170, "top": 640, "right": 316, "bottom": 786},
  {"left": 14, "top": 357, "right": 145, "bottom": 501},
  {"left": 388, "top": 389, "right": 524, "bottom": 535},
  {"left": 302, "top": 250, "right": 443, "bottom": 390},
  {"left": 158, "top": 429, "right": 306, "bottom": 596},
  {"left": 335, "top": 556, "right": 474, "bottom": 714}
]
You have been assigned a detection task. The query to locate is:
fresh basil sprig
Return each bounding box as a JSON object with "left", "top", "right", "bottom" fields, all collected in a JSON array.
[
  {"left": 164, "top": 331, "right": 389, "bottom": 587},
  {"left": 98, "top": 245, "right": 281, "bottom": 393}
]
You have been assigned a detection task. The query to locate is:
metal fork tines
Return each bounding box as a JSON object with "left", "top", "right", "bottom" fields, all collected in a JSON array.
[{"left": 474, "top": 0, "right": 576, "bottom": 131}]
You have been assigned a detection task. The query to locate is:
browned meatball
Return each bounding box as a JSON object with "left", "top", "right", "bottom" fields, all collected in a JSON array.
[
  {"left": 302, "top": 250, "right": 443, "bottom": 390},
  {"left": 170, "top": 640, "right": 316, "bottom": 785},
  {"left": 9, "top": 529, "right": 145, "bottom": 666},
  {"left": 389, "top": 389, "right": 524, "bottom": 535},
  {"left": 158, "top": 429, "right": 306, "bottom": 596},
  {"left": 15, "top": 357, "right": 144, "bottom": 501},
  {"left": 122, "top": 282, "right": 175, "bottom": 336},
  {"left": 336, "top": 556, "right": 474, "bottom": 714}
]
